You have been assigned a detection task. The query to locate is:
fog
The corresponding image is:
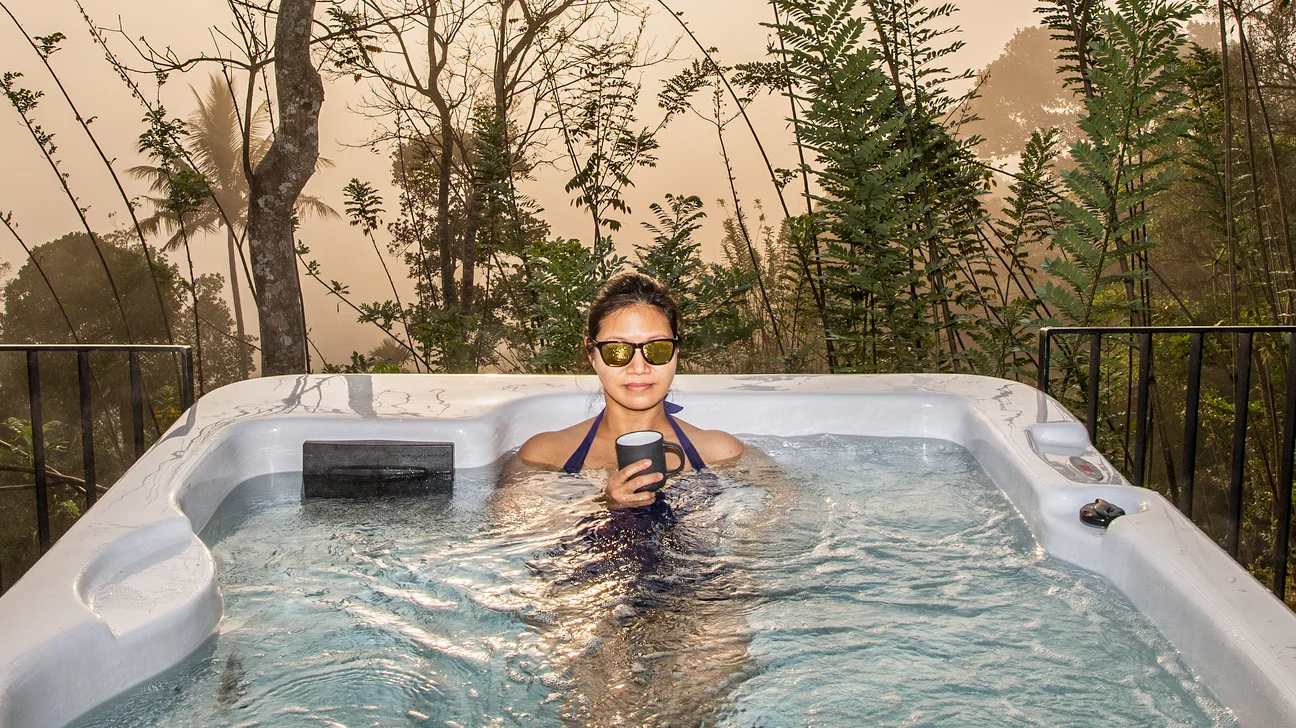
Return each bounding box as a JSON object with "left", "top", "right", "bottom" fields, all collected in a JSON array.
[{"left": 0, "top": 0, "right": 1037, "bottom": 365}]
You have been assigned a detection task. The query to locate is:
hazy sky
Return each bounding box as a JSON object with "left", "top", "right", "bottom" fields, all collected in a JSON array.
[{"left": 0, "top": 0, "right": 1039, "bottom": 365}]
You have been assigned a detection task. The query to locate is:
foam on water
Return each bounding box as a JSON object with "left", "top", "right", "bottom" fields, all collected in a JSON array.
[{"left": 72, "top": 435, "right": 1236, "bottom": 727}]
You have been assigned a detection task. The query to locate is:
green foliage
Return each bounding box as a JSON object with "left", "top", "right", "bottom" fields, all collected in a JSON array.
[
  {"left": 343, "top": 178, "right": 384, "bottom": 235},
  {"left": 1, "top": 72, "right": 55, "bottom": 155},
  {"left": 1036, "top": 0, "right": 1105, "bottom": 96},
  {"left": 321, "top": 351, "right": 404, "bottom": 374},
  {"left": 0, "top": 418, "right": 69, "bottom": 473},
  {"left": 1001, "top": 129, "right": 1066, "bottom": 247},
  {"left": 562, "top": 40, "right": 660, "bottom": 240},
  {"left": 381, "top": 104, "right": 551, "bottom": 373},
  {"left": 964, "top": 129, "right": 1063, "bottom": 379},
  {"left": 524, "top": 237, "right": 626, "bottom": 372},
  {"left": 33, "top": 32, "right": 66, "bottom": 59},
  {"left": 771, "top": 0, "right": 987, "bottom": 372},
  {"left": 658, "top": 59, "right": 722, "bottom": 122},
  {"left": 635, "top": 194, "right": 760, "bottom": 370},
  {"left": 1037, "top": 0, "right": 1198, "bottom": 327},
  {"left": 636, "top": 194, "right": 709, "bottom": 295},
  {"left": 0, "top": 231, "right": 246, "bottom": 396},
  {"left": 136, "top": 107, "right": 212, "bottom": 227},
  {"left": 1174, "top": 43, "right": 1228, "bottom": 258},
  {"left": 413, "top": 308, "right": 488, "bottom": 373},
  {"left": 772, "top": 0, "right": 917, "bottom": 371}
]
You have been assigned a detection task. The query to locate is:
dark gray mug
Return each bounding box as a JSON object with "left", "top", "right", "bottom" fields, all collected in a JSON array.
[{"left": 616, "top": 430, "right": 685, "bottom": 493}]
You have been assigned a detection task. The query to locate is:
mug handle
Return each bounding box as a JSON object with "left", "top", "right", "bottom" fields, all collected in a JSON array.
[{"left": 663, "top": 442, "right": 686, "bottom": 477}]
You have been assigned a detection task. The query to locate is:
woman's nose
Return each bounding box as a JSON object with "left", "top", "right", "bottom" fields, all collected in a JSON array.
[{"left": 627, "top": 349, "right": 651, "bottom": 373}]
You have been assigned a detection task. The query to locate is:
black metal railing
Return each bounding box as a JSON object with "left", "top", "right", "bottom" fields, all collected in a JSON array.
[
  {"left": 1038, "top": 326, "right": 1296, "bottom": 601},
  {"left": 0, "top": 344, "right": 194, "bottom": 593}
]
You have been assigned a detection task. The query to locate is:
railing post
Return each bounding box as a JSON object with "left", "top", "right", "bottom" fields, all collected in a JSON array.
[
  {"left": 1032, "top": 326, "right": 1296, "bottom": 597},
  {"left": 1179, "top": 332, "right": 1204, "bottom": 518},
  {"left": 1087, "top": 333, "right": 1102, "bottom": 445},
  {"left": 26, "top": 351, "right": 50, "bottom": 553},
  {"left": 78, "top": 350, "right": 96, "bottom": 510},
  {"left": 129, "top": 351, "right": 145, "bottom": 461},
  {"left": 1227, "top": 331, "right": 1254, "bottom": 559},
  {"left": 1132, "top": 332, "right": 1153, "bottom": 489},
  {"left": 0, "top": 344, "right": 190, "bottom": 576},
  {"left": 1038, "top": 328, "right": 1052, "bottom": 396},
  {"left": 181, "top": 347, "right": 195, "bottom": 411},
  {"left": 1274, "top": 334, "right": 1296, "bottom": 601}
]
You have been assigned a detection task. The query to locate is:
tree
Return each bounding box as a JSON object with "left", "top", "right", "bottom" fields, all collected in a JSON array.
[
  {"left": 635, "top": 194, "right": 759, "bottom": 371},
  {"left": 0, "top": 232, "right": 173, "bottom": 346},
  {"left": 245, "top": 0, "right": 325, "bottom": 375},
  {"left": 130, "top": 74, "right": 335, "bottom": 378},
  {"left": 560, "top": 37, "right": 661, "bottom": 246},
  {"left": 768, "top": 0, "right": 988, "bottom": 373},
  {"left": 0, "top": 231, "right": 246, "bottom": 459},
  {"left": 524, "top": 236, "right": 625, "bottom": 372},
  {"left": 963, "top": 26, "right": 1081, "bottom": 159},
  {"left": 326, "top": 0, "right": 640, "bottom": 372},
  {"left": 1036, "top": 0, "right": 1198, "bottom": 327}
]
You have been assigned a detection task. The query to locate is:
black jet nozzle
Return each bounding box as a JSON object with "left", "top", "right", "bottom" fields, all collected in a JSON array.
[{"left": 1079, "top": 498, "right": 1126, "bottom": 529}]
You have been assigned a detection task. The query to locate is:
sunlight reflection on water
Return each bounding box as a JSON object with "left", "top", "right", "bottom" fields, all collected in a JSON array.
[{"left": 72, "top": 436, "right": 1235, "bottom": 727}]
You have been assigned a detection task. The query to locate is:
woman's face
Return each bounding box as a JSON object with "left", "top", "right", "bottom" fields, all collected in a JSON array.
[{"left": 588, "top": 304, "right": 678, "bottom": 412}]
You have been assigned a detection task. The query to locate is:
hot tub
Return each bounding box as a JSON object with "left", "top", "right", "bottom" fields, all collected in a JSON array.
[{"left": 0, "top": 374, "right": 1293, "bottom": 726}]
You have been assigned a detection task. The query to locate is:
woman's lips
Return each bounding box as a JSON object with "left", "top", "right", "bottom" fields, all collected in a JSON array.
[{"left": 624, "top": 382, "right": 653, "bottom": 392}]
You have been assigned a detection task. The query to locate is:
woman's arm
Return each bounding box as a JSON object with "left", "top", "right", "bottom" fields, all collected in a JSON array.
[{"left": 516, "top": 430, "right": 564, "bottom": 469}]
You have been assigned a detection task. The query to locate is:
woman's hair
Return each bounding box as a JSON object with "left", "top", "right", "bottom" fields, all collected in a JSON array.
[{"left": 586, "top": 272, "right": 681, "bottom": 341}]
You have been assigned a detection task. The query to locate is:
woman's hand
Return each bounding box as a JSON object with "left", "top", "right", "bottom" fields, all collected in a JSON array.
[{"left": 605, "top": 459, "right": 663, "bottom": 507}]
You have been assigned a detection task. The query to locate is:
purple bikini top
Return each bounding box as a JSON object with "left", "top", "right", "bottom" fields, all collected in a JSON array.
[{"left": 561, "top": 401, "right": 706, "bottom": 474}]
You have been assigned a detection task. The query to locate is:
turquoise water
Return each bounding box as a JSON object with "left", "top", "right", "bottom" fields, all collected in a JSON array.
[{"left": 72, "top": 436, "right": 1235, "bottom": 727}]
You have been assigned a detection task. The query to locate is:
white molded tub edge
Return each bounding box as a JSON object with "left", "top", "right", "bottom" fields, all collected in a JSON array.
[{"left": 0, "top": 373, "right": 1292, "bottom": 727}]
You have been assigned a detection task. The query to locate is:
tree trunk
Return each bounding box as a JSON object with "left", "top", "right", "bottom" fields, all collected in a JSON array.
[
  {"left": 246, "top": 0, "right": 322, "bottom": 376},
  {"left": 180, "top": 226, "right": 206, "bottom": 395},
  {"left": 227, "top": 226, "right": 253, "bottom": 377},
  {"left": 461, "top": 189, "right": 482, "bottom": 315},
  {"left": 437, "top": 117, "right": 456, "bottom": 309}
]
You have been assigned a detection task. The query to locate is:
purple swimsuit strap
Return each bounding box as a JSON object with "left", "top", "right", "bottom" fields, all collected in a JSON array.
[
  {"left": 664, "top": 402, "right": 707, "bottom": 472},
  {"left": 560, "top": 401, "right": 707, "bottom": 474},
  {"left": 561, "top": 409, "right": 603, "bottom": 474}
]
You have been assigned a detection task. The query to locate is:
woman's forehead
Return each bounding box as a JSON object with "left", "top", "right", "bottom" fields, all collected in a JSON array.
[{"left": 597, "top": 305, "right": 672, "bottom": 337}]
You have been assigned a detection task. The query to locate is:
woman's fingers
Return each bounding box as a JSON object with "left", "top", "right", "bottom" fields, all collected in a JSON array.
[
  {"left": 610, "top": 474, "right": 662, "bottom": 499},
  {"left": 630, "top": 472, "right": 667, "bottom": 494},
  {"left": 606, "top": 460, "right": 662, "bottom": 505},
  {"left": 617, "top": 459, "right": 654, "bottom": 479},
  {"left": 626, "top": 472, "right": 664, "bottom": 493}
]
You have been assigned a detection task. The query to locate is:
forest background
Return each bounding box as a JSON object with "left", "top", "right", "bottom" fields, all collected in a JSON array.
[{"left": 0, "top": 0, "right": 1294, "bottom": 599}]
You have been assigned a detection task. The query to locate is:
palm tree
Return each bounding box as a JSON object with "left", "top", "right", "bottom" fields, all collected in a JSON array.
[
  {"left": 367, "top": 337, "right": 413, "bottom": 371},
  {"left": 130, "top": 73, "right": 336, "bottom": 377}
]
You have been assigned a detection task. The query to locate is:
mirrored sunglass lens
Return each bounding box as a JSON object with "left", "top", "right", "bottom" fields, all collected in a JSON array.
[
  {"left": 643, "top": 340, "right": 675, "bottom": 365},
  {"left": 601, "top": 343, "right": 634, "bottom": 366}
]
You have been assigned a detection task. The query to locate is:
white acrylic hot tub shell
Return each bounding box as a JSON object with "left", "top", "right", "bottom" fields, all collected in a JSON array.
[{"left": 1, "top": 374, "right": 1294, "bottom": 727}]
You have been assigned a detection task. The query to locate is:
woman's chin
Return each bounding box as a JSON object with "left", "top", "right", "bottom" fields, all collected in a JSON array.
[{"left": 613, "top": 387, "right": 662, "bottom": 410}]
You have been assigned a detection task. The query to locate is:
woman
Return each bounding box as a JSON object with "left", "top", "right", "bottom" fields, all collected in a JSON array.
[
  {"left": 518, "top": 272, "right": 744, "bottom": 506},
  {"left": 496, "top": 273, "right": 778, "bottom": 725}
]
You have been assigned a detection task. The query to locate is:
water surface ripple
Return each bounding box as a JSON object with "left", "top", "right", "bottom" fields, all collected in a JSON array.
[{"left": 72, "top": 435, "right": 1235, "bottom": 727}]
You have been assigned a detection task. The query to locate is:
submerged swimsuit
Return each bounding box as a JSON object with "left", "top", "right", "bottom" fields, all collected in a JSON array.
[
  {"left": 561, "top": 401, "right": 707, "bottom": 474},
  {"left": 545, "top": 403, "right": 723, "bottom": 605}
]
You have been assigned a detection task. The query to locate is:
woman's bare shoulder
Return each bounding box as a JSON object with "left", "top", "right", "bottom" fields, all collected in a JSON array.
[
  {"left": 675, "top": 420, "right": 744, "bottom": 466},
  {"left": 517, "top": 418, "right": 594, "bottom": 469}
]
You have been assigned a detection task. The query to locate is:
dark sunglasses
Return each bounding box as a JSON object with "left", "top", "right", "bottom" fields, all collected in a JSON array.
[{"left": 590, "top": 338, "right": 679, "bottom": 367}]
